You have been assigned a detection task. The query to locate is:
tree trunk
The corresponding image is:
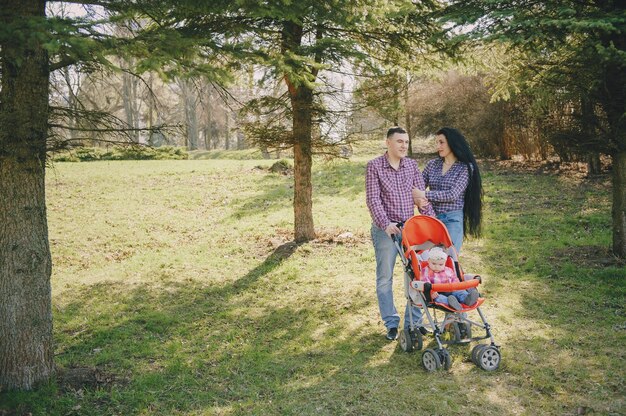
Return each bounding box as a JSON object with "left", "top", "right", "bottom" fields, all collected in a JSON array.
[
  {"left": 499, "top": 101, "right": 512, "bottom": 160},
  {"left": 587, "top": 153, "right": 602, "bottom": 175},
  {"left": 62, "top": 66, "right": 79, "bottom": 141},
  {"left": 601, "top": 26, "right": 626, "bottom": 258},
  {"left": 612, "top": 151, "right": 626, "bottom": 258},
  {"left": 237, "top": 130, "right": 245, "bottom": 150},
  {"left": 147, "top": 73, "right": 166, "bottom": 147},
  {"left": 181, "top": 79, "right": 198, "bottom": 150},
  {"left": 290, "top": 85, "right": 316, "bottom": 242},
  {"left": 405, "top": 73, "right": 413, "bottom": 158},
  {"left": 282, "top": 20, "right": 315, "bottom": 242},
  {"left": 203, "top": 86, "right": 213, "bottom": 150},
  {"left": 224, "top": 110, "right": 230, "bottom": 150},
  {"left": 121, "top": 61, "right": 140, "bottom": 142},
  {"left": 0, "top": 0, "right": 54, "bottom": 390}
]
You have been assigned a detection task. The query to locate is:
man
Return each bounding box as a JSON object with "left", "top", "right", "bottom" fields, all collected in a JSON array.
[{"left": 366, "top": 127, "right": 434, "bottom": 340}]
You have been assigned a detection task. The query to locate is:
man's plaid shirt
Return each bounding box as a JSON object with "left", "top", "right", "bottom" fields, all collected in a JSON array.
[
  {"left": 366, "top": 153, "right": 434, "bottom": 230},
  {"left": 423, "top": 158, "right": 470, "bottom": 214}
]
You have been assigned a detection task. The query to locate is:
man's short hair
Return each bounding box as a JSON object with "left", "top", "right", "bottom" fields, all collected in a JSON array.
[{"left": 387, "top": 127, "right": 407, "bottom": 138}]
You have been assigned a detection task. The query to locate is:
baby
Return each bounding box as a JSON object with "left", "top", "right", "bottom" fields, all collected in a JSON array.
[{"left": 420, "top": 246, "right": 479, "bottom": 310}]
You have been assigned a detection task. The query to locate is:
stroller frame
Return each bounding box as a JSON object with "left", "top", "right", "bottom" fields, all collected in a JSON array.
[{"left": 392, "top": 215, "right": 501, "bottom": 372}]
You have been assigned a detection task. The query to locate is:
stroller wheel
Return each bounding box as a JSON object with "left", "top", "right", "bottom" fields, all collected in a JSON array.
[
  {"left": 447, "top": 322, "right": 473, "bottom": 344},
  {"left": 398, "top": 329, "right": 414, "bottom": 353},
  {"left": 471, "top": 344, "right": 487, "bottom": 365},
  {"left": 447, "top": 322, "right": 462, "bottom": 343},
  {"left": 399, "top": 328, "right": 423, "bottom": 352},
  {"left": 477, "top": 346, "right": 501, "bottom": 371},
  {"left": 459, "top": 321, "right": 472, "bottom": 341},
  {"left": 422, "top": 348, "right": 442, "bottom": 372},
  {"left": 438, "top": 349, "right": 452, "bottom": 370},
  {"left": 413, "top": 329, "right": 423, "bottom": 351}
]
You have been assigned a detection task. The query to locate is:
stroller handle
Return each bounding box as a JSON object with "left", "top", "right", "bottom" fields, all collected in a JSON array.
[
  {"left": 411, "top": 279, "right": 480, "bottom": 292},
  {"left": 390, "top": 221, "right": 405, "bottom": 244}
]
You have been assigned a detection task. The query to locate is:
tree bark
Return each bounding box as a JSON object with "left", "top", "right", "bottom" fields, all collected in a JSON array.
[
  {"left": 587, "top": 153, "right": 602, "bottom": 175},
  {"left": 404, "top": 73, "right": 413, "bottom": 158},
  {"left": 0, "top": 0, "right": 54, "bottom": 390},
  {"left": 181, "top": 79, "right": 199, "bottom": 150},
  {"left": 282, "top": 20, "right": 315, "bottom": 242},
  {"left": 612, "top": 151, "right": 626, "bottom": 258},
  {"left": 290, "top": 85, "right": 316, "bottom": 242},
  {"left": 121, "top": 61, "right": 140, "bottom": 142},
  {"left": 499, "top": 101, "right": 512, "bottom": 160},
  {"left": 599, "top": 13, "right": 626, "bottom": 257},
  {"left": 224, "top": 109, "right": 230, "bottom": 150}
]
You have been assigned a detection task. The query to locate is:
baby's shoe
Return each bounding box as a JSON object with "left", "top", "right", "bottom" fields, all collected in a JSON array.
[
  {"left": 447, "top": 296, "right": 462, "bottom": 311},
  {"left": 465, "top": 289, "right": 479, "bottom": 306}
]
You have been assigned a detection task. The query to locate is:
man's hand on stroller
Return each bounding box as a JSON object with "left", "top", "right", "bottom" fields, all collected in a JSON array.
[{"left": 385, "top": 222, "right": 401, "bottom": 238}]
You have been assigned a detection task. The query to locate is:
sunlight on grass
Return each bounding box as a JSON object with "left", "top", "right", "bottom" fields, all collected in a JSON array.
[{"left": 1, "top": 153, "right": 623, "bottom": 416}]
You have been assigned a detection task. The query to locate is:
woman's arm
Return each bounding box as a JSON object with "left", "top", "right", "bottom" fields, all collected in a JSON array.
[{"left": 425, "top": 164, "right": 470, "bottom": 203}]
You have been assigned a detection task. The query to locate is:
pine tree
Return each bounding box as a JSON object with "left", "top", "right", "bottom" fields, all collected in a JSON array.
[
  {"left": 443, "top": 0, "right": 626, "bottom": 257},
  {"left": 131, "top": 0, "right": 447, "bottom": 241}
]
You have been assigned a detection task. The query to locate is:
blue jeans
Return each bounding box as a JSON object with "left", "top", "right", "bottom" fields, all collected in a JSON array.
[
  {"left": 371, "top": 224, "right": 423, "bottom": 330},
  {"left": 434, "top": 290, "right": 469, "bottom": 305},
  {"left": 437, "top": 210, "right": 464, "bottom": 253}
]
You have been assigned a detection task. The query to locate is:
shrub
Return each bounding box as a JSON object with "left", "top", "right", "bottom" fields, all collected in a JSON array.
[{"left": 51, "top": 146, "right": 189, "bottom": 162}]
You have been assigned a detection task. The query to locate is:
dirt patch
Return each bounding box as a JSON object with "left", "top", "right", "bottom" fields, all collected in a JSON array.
[
  {"left": 56, "top": 366, "right": 123, "bottom": 392},
  {"left": 480, "top": 157, "right": 611, "bottom": 181},
  {"left": 551, "top": 245, "right": 625, "bottom": 268},
  {"left": 311, "top": 228, "right": 370, "bottom": 246},
  {"left": 265, "top": 228, "right": 370, "bottom": 250}
]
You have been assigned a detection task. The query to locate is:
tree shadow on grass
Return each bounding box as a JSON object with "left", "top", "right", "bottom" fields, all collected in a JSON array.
[
  {"left": 47, "top": 291, "right": 517, "bottom": 415},
  {"left": 7, "top": 193, "right": 617, "bottom": 415},
  {"left": 476, "top": 170, "right": 624, "bottom": 415},
  {"left": 0, "top": 237, "right": 522, "bottom": 416}
]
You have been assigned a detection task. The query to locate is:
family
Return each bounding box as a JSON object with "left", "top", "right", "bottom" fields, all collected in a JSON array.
[{"left": 365, "top": 126, "right": 483, "bottom": 341}]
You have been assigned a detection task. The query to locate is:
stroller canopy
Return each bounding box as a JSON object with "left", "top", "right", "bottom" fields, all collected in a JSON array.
[{"left": 401, "top": 215, "right": 454, "bottom": 252}]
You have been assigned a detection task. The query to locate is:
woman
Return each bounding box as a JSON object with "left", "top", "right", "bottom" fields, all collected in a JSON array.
[{"left": 413, "top": 127, "right": 483, "bottom": 253}]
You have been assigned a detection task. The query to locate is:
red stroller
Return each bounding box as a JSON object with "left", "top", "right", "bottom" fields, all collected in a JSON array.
[{"left": 392, "top": 215, "right": 501, "bottom": 371}]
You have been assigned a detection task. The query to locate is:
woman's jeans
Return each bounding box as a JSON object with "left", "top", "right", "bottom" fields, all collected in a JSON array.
[
  {"left": 371, "top": 224, "right": 423, "bottom": 330},
  {"left": 437, "top": 210, "right": 464, "bottom": 253}
]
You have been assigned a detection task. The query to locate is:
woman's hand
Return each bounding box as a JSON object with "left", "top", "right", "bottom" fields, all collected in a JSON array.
[
  {"left": 412, "top": 188, "right": 426, "bottom": 206},
  {"left": 416, "top": 197, "right": 430, "bottom": 209}
]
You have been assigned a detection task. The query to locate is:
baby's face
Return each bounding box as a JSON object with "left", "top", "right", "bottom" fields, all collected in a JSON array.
[{"left": 428, "top": 258, "right": 446, "bottom": 272}]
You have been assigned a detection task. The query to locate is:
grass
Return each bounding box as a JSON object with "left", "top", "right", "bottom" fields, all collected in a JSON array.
[{"left": 1, "top": 149, "right": 624, "bottom": 415}]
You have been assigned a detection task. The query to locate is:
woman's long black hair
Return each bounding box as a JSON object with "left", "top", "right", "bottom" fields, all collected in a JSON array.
[{"left": 436, "top": 127, "right": 483, "bottom": 238}]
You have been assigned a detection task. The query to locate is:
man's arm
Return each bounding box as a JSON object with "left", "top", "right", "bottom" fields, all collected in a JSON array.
[{"left": 365, "top": 161, "right": 391, "bottom": 230}]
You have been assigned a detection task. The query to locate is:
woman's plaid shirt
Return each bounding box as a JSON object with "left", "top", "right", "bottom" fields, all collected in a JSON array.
[
  {"left": 423, "top": 158, "right": 470, "bottom": 214},
  {"left": 366, "top": 153, "right": 434, "bottom": 230}
]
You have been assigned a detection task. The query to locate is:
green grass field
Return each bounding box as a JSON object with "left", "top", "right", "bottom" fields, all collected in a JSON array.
[{"left": 1, "top": 149, "right": 624, "bottom": 415}]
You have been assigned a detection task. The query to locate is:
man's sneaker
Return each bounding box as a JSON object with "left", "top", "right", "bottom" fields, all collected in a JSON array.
[
  {"left": 465, "top": 290, "right": 479, "bottom": 306},
  {"left": 386, "top": 327, "right": 398, "bottom": 340},
  {"left": 447, "top": 296, "right": 463, "bottom": 311}
]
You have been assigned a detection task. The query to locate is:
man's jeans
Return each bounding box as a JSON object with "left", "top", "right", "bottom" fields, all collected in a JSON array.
[
  {"left": 371, "top": 224, "right": 423, "bottom": 330},
  {"left": 437, "top": 210, "right": 464, "bottom": 254}
]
